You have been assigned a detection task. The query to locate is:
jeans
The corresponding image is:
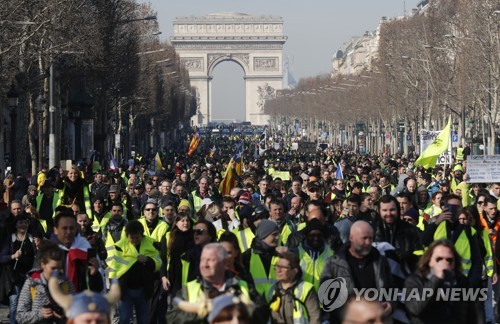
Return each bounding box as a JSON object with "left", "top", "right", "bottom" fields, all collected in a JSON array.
[
  {"left": 118, "top": 288, "right": 150, "bottom": 324},
  {"left": 9, "top": 284, "right": 21, "bottom": 324},
  {"left": 485, "top": 277, "right": 494, "bottom": 324}
]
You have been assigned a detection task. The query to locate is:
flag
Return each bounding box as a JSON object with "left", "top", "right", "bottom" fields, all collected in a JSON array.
[
  {"left": 187, "top": 128, "right": 201, "bottom": 156},
  {"left": 154, "top": 152, "right": 163, "bottom": 173},
  {"left": 335, "top": 162, "right": 344, "bottom": 180},
  {"left": 219, "top": 144, "right": 243, "bottom": 196},
  {"left": 415, "top": 117, "right": 451, "bottom": 168},
  {"left": 259, "top": 130, "right": 267, "bottom": 156},
  {"left": 209, "top": 145, "right": 216, "bottom": 158},
  {"left": 60, "top": 235, "right": 90, "bottom": 292},
  {"left": 109, "top": 152, "right": 118, "bottom": 171}
]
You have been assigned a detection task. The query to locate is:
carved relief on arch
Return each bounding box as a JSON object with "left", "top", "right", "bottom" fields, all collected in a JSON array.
[
  {"left": 254, "top": 57, "right": 279, "bottom": 71},
  {"left": 181, "top": 57, "right": 204, "bottom": 71},
  {"left": 207, "top": 53, "right": 249, "bottom": 72}
]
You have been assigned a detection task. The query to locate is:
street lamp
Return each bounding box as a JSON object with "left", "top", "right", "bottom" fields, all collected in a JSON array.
[
  {"left": 118, "top": 15, "right": 157, "bottom": 24},
  {"left": 35, "top": 93, "right": 46, "bottom": 171},
  {"left": 7, "top": 83, "right": 19, "bottom": 173}
]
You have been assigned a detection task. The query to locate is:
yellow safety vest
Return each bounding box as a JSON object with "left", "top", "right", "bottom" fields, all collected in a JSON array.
[
  {"left": 138, "top": 218, "right": 169, "bottom": 242},
  {"left": 298, "top": 245, "right": 333, "bottom": 290},
  {"left": 190, "top": 191, "right": 204, "bottom": 213},
  {"left": 103, "top": 221, "right": 127, "bottom": 265},
  {"left": 456, "top": 148, "right": 464, "bottom": 161},
  {"left": 480, "top": 229, "right": 495, "bottom": 277},
  {"left": 279, "top": 222, "right": 296, "bottom": 246},
  {"left": 233, "top": 227, "right": 255, "bottom": 252},
  {"left": 266, "top": 281, "right": 314, "bottom": 324},
  {"left": 108, "top": 235, "right": 160, "bottom": 279},
  {"left": 186, "top": 278, "right": 250, "bottom": 303},
  {"left": 249, "top": 252, "right": 279, "bottom": 299},
  {"left": 434, "top": 222, "right": 473, "bottom": 277},
  {"left": 39, "top": 219, "right": 47, "bottom": 234},
  {"left": 55, "top": 184, "right": 92, "bottom": 219},
  {"left": 93, "top": 212, "right": 112, "bottom": 233},
  {"left": 36, "top": 193, "right": 60, "bottom": 215}
]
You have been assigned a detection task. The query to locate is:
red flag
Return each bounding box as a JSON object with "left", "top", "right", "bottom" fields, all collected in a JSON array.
[
  {"left": 187, "top": 128, "right": 201, "bottom": 156},
  {"left": 219, "top": 145, "right": 243, "bottom": 196}
]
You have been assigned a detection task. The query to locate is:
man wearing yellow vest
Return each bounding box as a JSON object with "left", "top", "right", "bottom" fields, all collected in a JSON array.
[
  {"left": 102, "top": 202, "right": 127, "bottom": 266},
  {"left": 36, "top": 181, "right": 59, "bottom": 232},
  {"left": 137, "top": 200, "right": 168, "bottom": 323},
  {"left": 108, "top": 220, "right": 160, "bottom": 324},
  {"left": 242, "top": 219, "right": 281, "bottom": 301},
  {"left": 422, "top": 194, "right": 484, "bottom": 288},
  {"left": 268, "top": 199, "right": 296, "bottom": 246},
  {"left": 297, "top": 218, "right": 334, "bottom": 290},
  {"left": 170, "top": 243, "right": 265, "bottom": 323}
]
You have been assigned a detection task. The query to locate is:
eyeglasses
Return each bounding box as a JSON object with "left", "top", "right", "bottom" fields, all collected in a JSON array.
[
  {"left": 275, "top": 264, "right": 291, "bottom": 270},
  {"left": 145, "top": 208, "right": 157, "bottom": 212},
  {"left": 194, "top": 229, "right": 206, "bottom": 235},
  {"left": 477, "top": 201, "right": 485, "bottom": 205},
  {"left": 435, "top": 257, "right": 454, "bottom": 264}
]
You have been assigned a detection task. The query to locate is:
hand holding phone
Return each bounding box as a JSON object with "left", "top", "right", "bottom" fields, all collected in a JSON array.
[{"left": 87, "top": 248, "right": 96, "bottom": 265}]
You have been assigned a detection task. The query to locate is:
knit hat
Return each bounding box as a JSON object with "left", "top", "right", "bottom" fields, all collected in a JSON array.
[
  {"left": 303, "top": 218, "right": 325, "bottom": 235},
  {"left": 178, "top": 199, "right": 191, "bottom": 211},
  {"left": 453, "top": 164, "right": 463, "bottom": 172},
  {"left": 108, "top": 185, "right": 119, "bottom": 193},
  {"left": 256, "top": 219, "right": 279, "bottom": 240},
  {"left": 403, "top": 208, "right": 419, "bottom": 223},
  {"left": 238, "top": 192, "right": 252, "bottom": 205}
]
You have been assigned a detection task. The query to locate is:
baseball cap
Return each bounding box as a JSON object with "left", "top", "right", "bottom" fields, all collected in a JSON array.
[{"left": 307, "top": 181, "right": 320, "bottom": 190}]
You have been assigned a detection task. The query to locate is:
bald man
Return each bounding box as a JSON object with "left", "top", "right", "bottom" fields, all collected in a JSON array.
[
  {"left": 341, "top": 296, "right": 386, "bottom": 324},
  {"left": 320, "top": 221, "right": 394, "bottom": 320}
]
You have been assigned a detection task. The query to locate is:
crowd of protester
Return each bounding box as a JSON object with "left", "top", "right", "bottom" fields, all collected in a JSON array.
[{"left": 1, "top": 135, "right": 499, "bottom": 324}]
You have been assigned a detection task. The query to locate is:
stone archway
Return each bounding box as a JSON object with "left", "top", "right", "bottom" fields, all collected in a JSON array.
[{"left": 171, "top": 12, "right": 287, "bottom": 125}]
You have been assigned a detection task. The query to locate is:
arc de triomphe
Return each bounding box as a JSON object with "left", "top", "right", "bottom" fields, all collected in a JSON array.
[{"left": 171, "top": 12, "right": 287, "bottom": 125}]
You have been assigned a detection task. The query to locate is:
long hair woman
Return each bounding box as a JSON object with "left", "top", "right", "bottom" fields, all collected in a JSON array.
[
  {"left": 160, "top": 212, "right": 194, "bottom": 297},
  {"left": 54, "top": 167, "right": 92, "bottom": 219}
]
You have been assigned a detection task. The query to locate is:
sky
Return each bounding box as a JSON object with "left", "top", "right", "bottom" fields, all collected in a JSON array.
[{"left": 139, "top": 0, "right": 410, "bottom": 121}]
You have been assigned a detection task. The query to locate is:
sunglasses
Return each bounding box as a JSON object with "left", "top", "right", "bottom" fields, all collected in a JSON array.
[
  {"left": 435, "top": 257, "right": 454, "bottom": 264},
  {"left": 194, "top": 229, "right": 206, "bottom": 235},
  {"left": 477, "top": 201, "right": 485, "bottom": 205},
  {"left": 145, "top": 208, "right": 157, "bottom": 212}
]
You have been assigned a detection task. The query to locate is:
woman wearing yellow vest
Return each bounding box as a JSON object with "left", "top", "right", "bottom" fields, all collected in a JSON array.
[
  {"left": 160, "top": 213, "right": 194, "bottom": 297},
  {"left": 267, "top": 252, "right": 321, "bottom": 324},
  {"left": 54, "top": 167, "right": 92, "bottom": 219},
  {"left": 179, "top": 219, "right": 217, "bottom": 288}
]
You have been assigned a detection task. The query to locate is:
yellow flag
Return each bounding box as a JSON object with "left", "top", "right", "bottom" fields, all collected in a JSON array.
[
  {"left": 154, "top": 152, "right": 163, "bottom": 172},
  {"left": 415, "top": 117, "right": 451, "bottom": 168}
]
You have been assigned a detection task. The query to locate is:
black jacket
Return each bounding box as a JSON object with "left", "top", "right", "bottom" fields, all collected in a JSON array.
[
  {"left": 374, "top": 219, "right": 423, "bottom": 278},
  {"left": 404, "top": 271, "right": 483, "bottom": 324},
  {"left": 319, "top": 244, "right": 394, "bottom": 295}
]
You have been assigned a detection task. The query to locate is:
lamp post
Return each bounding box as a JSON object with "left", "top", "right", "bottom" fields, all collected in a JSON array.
[
  {"left": 35, "top": 93, "right": 46, "bottom": 171},
  {"left": 7, "top": 83, "right": 19, "bottom": 173}
]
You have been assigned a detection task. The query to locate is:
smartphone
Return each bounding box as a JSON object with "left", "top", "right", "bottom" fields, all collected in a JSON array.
[
  {"left": 445, "top": 204, "right": 458, "bottom": 223},
  {"left": 87, "top": 248, "right": 96, "bottom": 264}
]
